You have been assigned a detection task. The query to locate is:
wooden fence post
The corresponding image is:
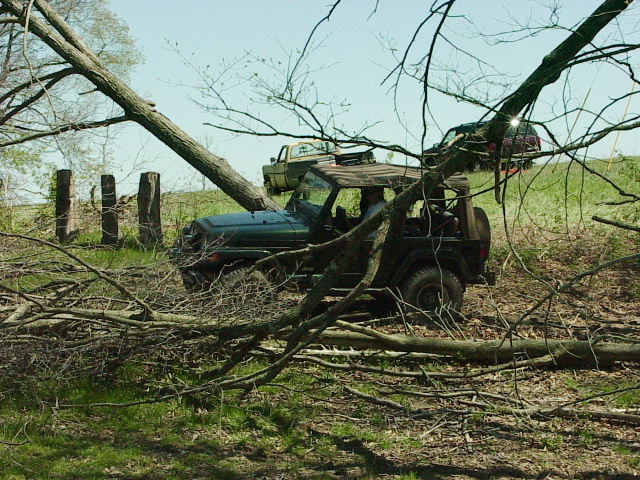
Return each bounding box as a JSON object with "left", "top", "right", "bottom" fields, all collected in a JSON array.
[
  {"left": 55, "top": 169, "right": 78, "bottom": 244},
  {"left": 138, "top": 172, "right": 163, "bottom": 245},
  {"left": 101, "top": 174, "right": 118, "bottom": 245}
]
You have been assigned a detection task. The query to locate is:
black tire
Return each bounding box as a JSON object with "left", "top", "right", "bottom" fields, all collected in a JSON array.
[
  {"left": 219, "top": 266, "right": 277, "bottom": 302},
  {"left": 265, "top": 181, "right": 278, "bottom": 197},
  {"left": 181, "top": 269, "right": 215, "bottom": 291},
  {"left": 399, "top": 267, "right": 464, "bottom": 318},
  {"left": 473, "top": 207, "right": 491, "bottom": 254}
]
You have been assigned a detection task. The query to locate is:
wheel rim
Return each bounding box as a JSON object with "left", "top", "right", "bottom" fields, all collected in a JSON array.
[{"left": 415, "top": 283, "right": 450, "bottom": 311}]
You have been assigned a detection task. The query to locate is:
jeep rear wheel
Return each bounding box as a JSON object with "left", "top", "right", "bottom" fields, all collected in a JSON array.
[
  {"left": 399, "top": 267, "right": 463, "bottom": 319},
  {"left": 473, "top": 206, "right": 491, "bottom": 253}
]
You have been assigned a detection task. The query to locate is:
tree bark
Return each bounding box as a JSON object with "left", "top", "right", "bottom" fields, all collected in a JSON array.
[
  {"left": 302, "top": 328, "right": 640, "bottom": 366},
  {"left": 1, "top": 0, "right": 279, "bottom": 212}
]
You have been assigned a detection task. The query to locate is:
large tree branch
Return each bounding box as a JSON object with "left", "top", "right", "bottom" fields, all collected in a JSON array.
[
  {"left": 304, "top": 328, "right": 640, "bottom": 366},
  {"left": 494, "top": 0, "right": 633, "bottom": 123},
  {"left": 0, "top": 66, "right": 74, "bottom": 105},
  {"left": 0, "top": 66, "right": 75, "bottom": 125},
  {"left": 0, "top": 114, "right": 129, "bottom": 147},
  {"left": 1, "top": 0, "right": 278, "bottom": 211}
]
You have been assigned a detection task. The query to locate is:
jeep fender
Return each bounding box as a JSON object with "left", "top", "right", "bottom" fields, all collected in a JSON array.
[{"left": 388, "top": 248, "right": 470, "bottom": 287}]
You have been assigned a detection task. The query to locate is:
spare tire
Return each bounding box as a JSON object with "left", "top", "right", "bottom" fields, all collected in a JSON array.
[{"left": 473, "top": 207, "right": 491, "bottom": 254}]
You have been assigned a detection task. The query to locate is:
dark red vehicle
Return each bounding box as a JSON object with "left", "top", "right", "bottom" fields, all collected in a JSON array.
[{"left": 424, "top": 119, "right": 541, "bottom": 170}]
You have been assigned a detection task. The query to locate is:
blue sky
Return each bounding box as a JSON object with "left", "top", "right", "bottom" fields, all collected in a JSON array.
[{"left": 105, "top": 1, "right": 640, "bottom": 192}]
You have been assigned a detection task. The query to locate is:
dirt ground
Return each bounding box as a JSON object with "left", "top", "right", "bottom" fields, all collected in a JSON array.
[
  {"left": 2, "top": 230, "right": 638, "bottom": 479},
  {"left": 247, "top": 235, "right": 640, "bottom": 480}
]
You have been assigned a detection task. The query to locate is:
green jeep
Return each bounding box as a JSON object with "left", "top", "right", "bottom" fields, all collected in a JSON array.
[{"left": 171, "top": 163, "right": 494, "bottom": 317}]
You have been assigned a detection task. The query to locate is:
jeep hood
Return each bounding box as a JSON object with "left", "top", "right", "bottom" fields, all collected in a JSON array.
[{"left": 193, "top": 209, "right": 308, "bottom": 248}]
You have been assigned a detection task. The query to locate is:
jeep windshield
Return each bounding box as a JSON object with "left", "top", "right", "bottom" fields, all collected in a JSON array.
[{"left": 285, "top": 172, "right": 333, "bottom": 223}]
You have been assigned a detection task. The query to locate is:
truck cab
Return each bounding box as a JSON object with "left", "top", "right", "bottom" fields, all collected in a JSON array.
[
  {"left": 262, "top": 140, "right": 375, "bottom": 195},
  {"left": 262, "top": 140, "right": 342, "bottom": 195}
]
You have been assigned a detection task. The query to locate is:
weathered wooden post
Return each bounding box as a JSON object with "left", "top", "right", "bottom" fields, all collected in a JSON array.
[
  {"left": 100, "top": 174, "right": 118, "bottom": 245},
  {"left": 55, "top": 169, "right": 78, "bottom": 244},
  {"left": 138, "top": 172, "right": 163, "bottom": 245}
]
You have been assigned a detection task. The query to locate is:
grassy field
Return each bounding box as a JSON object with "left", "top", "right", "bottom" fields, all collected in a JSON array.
[
  {"left": 1, "top": 157, "right": 639, "bottom": 479},
  {"left": 4, "top": 156, "right": 638, "bottom": 248},
  {"left": 166, "top": 156, "right": 640, "bottom": 247},
  {"left": 471, "top": 156, "right": 640, "bottom": 230}
]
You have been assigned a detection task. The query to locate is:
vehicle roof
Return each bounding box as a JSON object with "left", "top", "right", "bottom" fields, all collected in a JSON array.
[
  {"left": 286, "top": 139, "right": 339, "bottom": 147},
  {"left": 311, "top": 163, "right": 470, "bottom": 189},
  {"left": 448, "top": 120, "right": 538, "bottom": 135},
  {"left": 448, "top": 122, "right": 486, "bottom": 133}
]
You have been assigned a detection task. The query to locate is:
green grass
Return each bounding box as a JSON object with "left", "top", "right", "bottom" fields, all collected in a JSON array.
[
  {"left": 0, "top": 370, "right": 346, "bottom": 480},
  {"left": 1, "top": 157, "right": 639, "bottom": 478},
  {"left": 470, "top": 156, "right": 640, "bottom": 234},
  {"left": 1, "top": 402, "right": 225, "bottom": 479},
  {"left": 612, "top": 445, "right": 640, "bottom": 468}
]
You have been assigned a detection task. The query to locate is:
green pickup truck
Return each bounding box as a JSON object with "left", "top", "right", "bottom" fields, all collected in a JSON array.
[
  {"left": 262, "top": 139, "right": 375, "bottom": 195},
  {"left": 172, "top": 163, "right": 494, "bottom": 319}
]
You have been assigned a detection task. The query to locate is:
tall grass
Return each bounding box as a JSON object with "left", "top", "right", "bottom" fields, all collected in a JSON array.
[{"left": 470, "top": 156, "right": 640, "bottom": 237}]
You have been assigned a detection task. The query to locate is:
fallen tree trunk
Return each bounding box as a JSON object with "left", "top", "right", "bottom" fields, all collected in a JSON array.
[
  {"left": 4, "top": 303, "right": 639, "bottom": 367},
  {"left": 303, "top": 325, "right": 640, "bottom": 366}
]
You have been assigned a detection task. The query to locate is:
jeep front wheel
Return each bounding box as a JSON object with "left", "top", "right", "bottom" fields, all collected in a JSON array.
[
  {"left": 181, "top": 269, "right": 216, "bottom": 291},
  {"left": 219, "top": 266, "right": 277, "bottom": 303},
  {"left": 399, "top": 267, "right": 463, "bottom": 318}
]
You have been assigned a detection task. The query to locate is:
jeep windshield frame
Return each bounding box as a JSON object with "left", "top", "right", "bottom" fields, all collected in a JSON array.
[{"left": 285, "top": 171, "right": 336, "bottom": 225}]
